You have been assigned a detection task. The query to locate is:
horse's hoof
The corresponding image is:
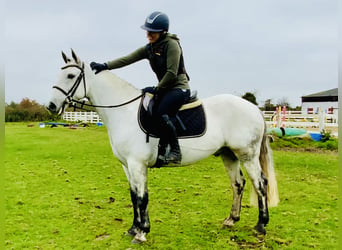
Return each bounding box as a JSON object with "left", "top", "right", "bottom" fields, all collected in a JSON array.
[
  {"left": 131, "top": 238, "right": 144, "bottom": 244},
  {"left": 254, "top": 224, "right": 266, "bottom": 235},
  {"left": 131, "top": 232, "right": 147, "bottom": 244},
  {"left": 126, "top": 226, "right": 138, "bottom": 237},
  {"left": 222, "top": 216, "right": 240, "bottom": 228},
  {"left": 222, "top": 218, "right": 235, "bottom": 228}
]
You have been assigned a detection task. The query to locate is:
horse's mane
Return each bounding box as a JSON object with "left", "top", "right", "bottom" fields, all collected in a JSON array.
[{"left": 95, "top": 69, "right": 140, "bottom": 93}]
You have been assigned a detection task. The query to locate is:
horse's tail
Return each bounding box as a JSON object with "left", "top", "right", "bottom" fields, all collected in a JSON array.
[{"left": 251, "top": 122, "right": 279, "bottom": 207}]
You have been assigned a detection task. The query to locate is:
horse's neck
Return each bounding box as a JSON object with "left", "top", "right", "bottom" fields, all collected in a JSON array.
[
  {"left": 87, "top": 70, "right": 140, "bottom": 107},
  {"left": 85, "top": 69, "right": 140, "bottom": 127}
]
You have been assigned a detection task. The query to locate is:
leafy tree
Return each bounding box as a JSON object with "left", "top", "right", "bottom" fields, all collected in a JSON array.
[{"left": 241, "top": 92, "right": 258, "bottom": 106}]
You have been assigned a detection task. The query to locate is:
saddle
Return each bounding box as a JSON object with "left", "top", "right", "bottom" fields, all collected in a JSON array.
[{"left": 138, "top": 91, "right": 207, "bottom": 141}]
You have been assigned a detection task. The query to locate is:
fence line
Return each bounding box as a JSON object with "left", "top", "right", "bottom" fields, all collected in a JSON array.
[
  {"left": 62, "top": 111, "right": 102, "bottom": 123},
  {"left": 62, "top": 111, "right": 338, "bottom": 130},
  {"left": 263, "top": 111, "right": 338, "bottom": 130}
]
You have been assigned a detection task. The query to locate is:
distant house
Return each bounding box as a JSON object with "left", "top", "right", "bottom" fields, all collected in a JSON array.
[{"left": 301, "top": 88, "right": 338, "bottom": 114}]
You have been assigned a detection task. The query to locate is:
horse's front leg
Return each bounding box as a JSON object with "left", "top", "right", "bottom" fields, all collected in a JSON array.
[
  {"left": 124, "top": 162, "right": 150, "bottom": 243},
  {"left": 128, "top": 188, "right": 150, "bottom": 238},
  {"left": 126, "top": 189, "right": 141, "bottom": 237}
]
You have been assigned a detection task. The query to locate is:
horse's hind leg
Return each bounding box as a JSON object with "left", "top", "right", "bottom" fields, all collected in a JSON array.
[
  {"left": 221, "top": 148, "right": 246, "bottom": 227},
  {"left": 243, "top": 156, "right": 269, "bottom": 234}
]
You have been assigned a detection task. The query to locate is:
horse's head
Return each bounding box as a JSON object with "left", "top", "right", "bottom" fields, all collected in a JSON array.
[{"left": 47, "top": 49, "right": 88, "bottom": 115}]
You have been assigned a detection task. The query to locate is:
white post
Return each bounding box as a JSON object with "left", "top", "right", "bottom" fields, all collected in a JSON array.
[
  {"left": 90, "top": 111, "right": 94, "bottom": 123},
  {"left": 319, "top": 108, "right": 325, "bottom": 133}
]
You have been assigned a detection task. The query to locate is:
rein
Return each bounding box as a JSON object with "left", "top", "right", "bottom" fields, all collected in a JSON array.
[{"left": 53, "top": 63, "right": 143, "bottom": 110}]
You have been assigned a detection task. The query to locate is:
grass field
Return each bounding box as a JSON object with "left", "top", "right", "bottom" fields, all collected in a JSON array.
[{"left": 5, "top": 123, "right": 338, "bottom": 249}]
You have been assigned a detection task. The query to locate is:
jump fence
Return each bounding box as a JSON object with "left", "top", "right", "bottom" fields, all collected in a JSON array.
[{"left": 263, "top": 110, "right": 338, "bottom": 131}]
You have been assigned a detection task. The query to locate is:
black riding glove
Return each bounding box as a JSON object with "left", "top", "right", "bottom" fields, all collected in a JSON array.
[
  {"left": 90, "top": 62, "right": 108, "bottom": 74},
  {"left": 141, "top": 86, "right": 158, "bottom": 95}
]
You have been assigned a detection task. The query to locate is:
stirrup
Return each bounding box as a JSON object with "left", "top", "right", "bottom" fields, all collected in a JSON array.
[{"left": 165, "top": 151, "right": 181, "bottom": 164}]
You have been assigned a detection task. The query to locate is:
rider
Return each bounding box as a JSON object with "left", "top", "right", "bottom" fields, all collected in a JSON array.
[{"left": 90, "top": 11, "right": 191, "bottom": 166}]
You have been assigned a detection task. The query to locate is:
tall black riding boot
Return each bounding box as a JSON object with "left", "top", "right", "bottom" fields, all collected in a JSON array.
[
  {"left": 161, "top": 114, "right": 181, "bottom": 164},
  {"left": 153, "top": 137, "right": 168, "bottom": 168}
]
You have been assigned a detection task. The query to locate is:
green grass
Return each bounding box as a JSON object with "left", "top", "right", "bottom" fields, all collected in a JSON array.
[
  {"left": 270, "top": 135, "right": 338, "bottom": 151},
  {"left": 5, "top": 123, "right": 338, "bottom": 249}
]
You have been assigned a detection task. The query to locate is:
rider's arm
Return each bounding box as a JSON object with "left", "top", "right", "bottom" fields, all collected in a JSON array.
[{"left": 106, "top": 46, "right": 147, "bottom": 69}]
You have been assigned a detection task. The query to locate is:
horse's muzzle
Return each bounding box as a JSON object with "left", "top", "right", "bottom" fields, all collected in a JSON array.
[{"left": 47, "top": 102, "right": 57, "bottom": 113}]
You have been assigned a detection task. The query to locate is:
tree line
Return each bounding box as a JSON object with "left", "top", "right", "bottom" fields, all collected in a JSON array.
[
  {"left": 5, "top": 98, "right": 53, "bottom": 122},
  {"left": 241, "top": 92, "right": 301, "bottom": 111},
  {"left": 5, "top": 98, "right": 96, "bottom": 122}
]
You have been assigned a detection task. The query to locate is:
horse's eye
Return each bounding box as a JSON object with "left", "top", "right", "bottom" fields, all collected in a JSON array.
[{"left": 67, "top": 74, "right": 75, "bottom": 79}]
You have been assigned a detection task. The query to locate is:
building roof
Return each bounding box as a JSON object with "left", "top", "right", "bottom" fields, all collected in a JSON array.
[
  {"left": 301, "top": 88, "right": 338, "bottom": 103},
  {"left": 302, "top": 88, "right": 338, "bottom": 98}
]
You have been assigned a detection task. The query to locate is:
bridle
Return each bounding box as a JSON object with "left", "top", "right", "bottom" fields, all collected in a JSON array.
[
  {"left": 53, "top": 63, "right": 143, "bottom": 110},
  {"left": 53, "top": 63, "right": 87, "bottom": 105}
]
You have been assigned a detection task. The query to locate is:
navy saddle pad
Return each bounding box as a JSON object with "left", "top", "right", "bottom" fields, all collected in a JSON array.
[{"left": 138, "top": 99, "right": 206, "bottom": 139}]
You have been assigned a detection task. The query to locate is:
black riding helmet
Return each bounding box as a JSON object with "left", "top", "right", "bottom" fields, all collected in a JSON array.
[{"left": 141, "top": 11, "right": 169, "bottom": 32}]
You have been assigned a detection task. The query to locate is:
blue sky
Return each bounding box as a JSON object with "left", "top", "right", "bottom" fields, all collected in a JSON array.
[{"left": 5, "top": 0, "right": 337, "bottom": 107}]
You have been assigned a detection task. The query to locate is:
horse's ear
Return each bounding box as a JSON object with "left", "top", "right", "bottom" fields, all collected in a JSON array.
[
  {"left": 61, "top": 51, "right": 70, "bottom": 63},
  {"left": 71, "top": 49, "right": 79, "bottom": 64}
]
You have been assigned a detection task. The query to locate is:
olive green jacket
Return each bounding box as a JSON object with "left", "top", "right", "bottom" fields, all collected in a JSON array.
[{"left": 106, "top": 33, "right": 190, "bottom": 91}]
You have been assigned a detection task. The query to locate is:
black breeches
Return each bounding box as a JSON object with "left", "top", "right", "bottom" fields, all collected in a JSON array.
[{"left": 154, "top": 88, "right": 190, "bottom": 118}]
